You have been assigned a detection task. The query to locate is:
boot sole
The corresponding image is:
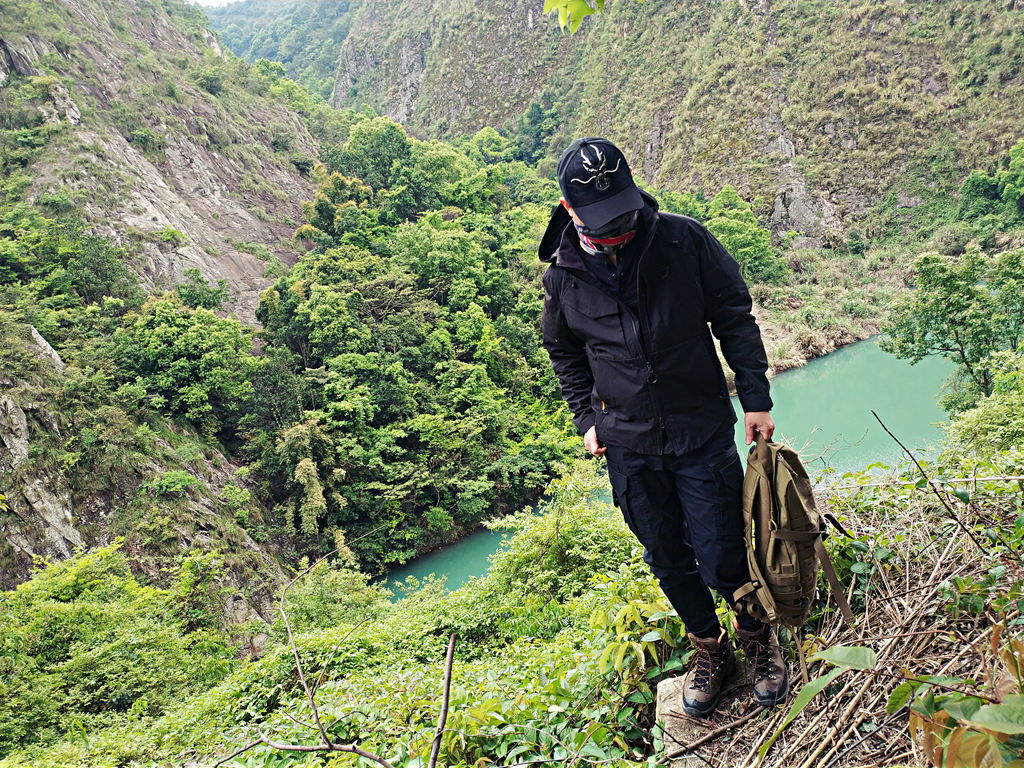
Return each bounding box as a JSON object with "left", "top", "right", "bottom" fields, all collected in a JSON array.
[
  {"left": 681, "top": 697, "right": 720, "bottom": 717},
  {"left": 681, "top": 657, "right": 737, "bottom": 717},
  {"left": 753, "top": 682, "right": 789, "bottom": 707}
]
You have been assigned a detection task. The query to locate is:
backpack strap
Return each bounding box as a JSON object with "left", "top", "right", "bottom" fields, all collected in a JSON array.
[
  {"left": 814, "top": 538, "right": 855, "bottom": 622},
  {"left": 749, "top": 433, "right": 856, "bottom": 625}
]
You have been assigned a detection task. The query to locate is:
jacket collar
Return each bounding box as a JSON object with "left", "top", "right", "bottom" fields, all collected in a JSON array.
[{"left": 538, "top": 191, "right": 661, "bottom": 269}]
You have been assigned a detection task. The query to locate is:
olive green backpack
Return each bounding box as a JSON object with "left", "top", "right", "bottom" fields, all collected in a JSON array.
[{"left": 732, "top": 433, "right": 854, "bottom": 631}]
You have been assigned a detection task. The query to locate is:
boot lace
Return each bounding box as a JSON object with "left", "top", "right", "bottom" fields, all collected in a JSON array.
[
  {"left": 691, "top": 643, "right": 716, "bottom": 691},
  {"left": 745, "top": 634, "right": 779, "bottom": 681}
]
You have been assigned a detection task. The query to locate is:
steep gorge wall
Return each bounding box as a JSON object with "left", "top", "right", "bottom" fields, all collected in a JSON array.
[
  {"left": 0, "top": 322, "right": 282, "bottom": 619},
  {"left": 1, "top": 0, "right": 318, "bottom": 321},
  {"left": 325, "top": 0, "right": 1024, "bottom": 245}
]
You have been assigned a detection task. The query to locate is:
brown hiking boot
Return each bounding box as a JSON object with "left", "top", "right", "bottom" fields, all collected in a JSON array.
[
  {"left": 681, "top": 627, "right": 736, "bottom": 717},
  {"left": 736, "top": 623, "right": 789, "bottom": 707}
]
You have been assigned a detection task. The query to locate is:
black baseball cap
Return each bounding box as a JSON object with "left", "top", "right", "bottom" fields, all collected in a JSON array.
[{"left": 556, "top": 137, "right": 643, "bottom": 230}]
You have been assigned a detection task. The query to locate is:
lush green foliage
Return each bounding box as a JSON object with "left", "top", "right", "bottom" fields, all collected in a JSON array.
[
  {"left": 880, "top": 247, "right": 1024, "bottom": 411},
  {"left": 0, "top": 462, "right": 677, "bottom": 767},
  {"left": 9, "top": 412, "right": 1024, "bottom": 768},
  {"left": 0, "top": 545, "right": 237, "bottom": 756},
  {"left": 6, "top": 3, "right": 1024, "bottom": 765},
  {"left": 542, "top": 0, "right": 607, "bottom": 35},
  {"left": 113, "top": 296, "right": 259, "bottom": 439},
  {"left": 205, "top": 0, "right": 356, "bottom": 100},
  {"left": 704, "top": 185, "right": 790, "bottom": 284},
  {"left": 945, "top": 350, "right": 1024, "bottom": 458},
  {"left": 251, "top": 117, "right": 577, "bottom": 570}
]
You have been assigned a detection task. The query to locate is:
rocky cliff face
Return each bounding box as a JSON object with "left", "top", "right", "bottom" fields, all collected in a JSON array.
[
  {"left": 318, "top": 0, "right": 1024, "bottom": 248},
  {"left": 332, "top": 0, "right": 576, "bottom": 138},
  {"left": 1, "top": 0, "right": 318, "bottom": 321},
  {"left": 0, "top": 322, "right": 282, "bottom": 619}
]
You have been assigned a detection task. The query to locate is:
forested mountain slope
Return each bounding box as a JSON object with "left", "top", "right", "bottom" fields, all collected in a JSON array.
[
  {"left": 1, "top": 0, "right": 577, "bottom": 601},
  {"left": 209, "top": 0, "right": 1024, "bottom": 247},
  {"left": 4, "top": 1, "right": 1024, "bottom": 765},
  {"left": 0, "top": 0, "right": 317, "bottom": 319}
]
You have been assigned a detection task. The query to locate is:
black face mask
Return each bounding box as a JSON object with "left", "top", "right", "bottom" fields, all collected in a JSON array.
[{"left": 576, "top": 210, "right": 640, "bottom": 255}]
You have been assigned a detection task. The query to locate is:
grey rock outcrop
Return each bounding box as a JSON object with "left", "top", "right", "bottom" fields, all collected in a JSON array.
[
  {"left": 28, "top": 326, "right": 66, "bottom": 373},
  {"left": 3, "top": 0, "right": 317, "bottom": 323},
  {"left": 0, "top": 35, "right": 82, "bottom": 125},
  {"left": 771, "top": 166, "right": 845, "bottom": 249},
  {"left": 0, "top": 395, "right": 30, "bottom": 466},
  {"left": 0, "top": 395, "right": 82, "bottom": 572}
]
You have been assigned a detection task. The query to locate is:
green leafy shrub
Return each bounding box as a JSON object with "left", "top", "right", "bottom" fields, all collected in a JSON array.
[
  {"left": 113, "top": 296, "right": 258, "bottom": 438},
  {"left": 487, "top": 464, "right": 635, "bottom": 603},
  {"left": 0, "top": 545, "right": 238, "bottom": 755},
  {"left": 193, "top": 65, "right": 223, "bottom": 95},
  {"left": 175, "top": 267, "right": 229, "bottom": 309},
  {"left": 705, "top": 186, "right": 789, "bottom": 284},
  {"left": 149, "top": 469, "right": 200, "bottom": 498}
]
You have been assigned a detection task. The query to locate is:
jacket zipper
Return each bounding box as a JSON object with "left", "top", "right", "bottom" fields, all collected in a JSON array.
[
  {"left": 633, "top": 219, "right": 667, "bottom": 452},
  {"left": 566, "top": 215, "right": 667, "bottom": 451}
]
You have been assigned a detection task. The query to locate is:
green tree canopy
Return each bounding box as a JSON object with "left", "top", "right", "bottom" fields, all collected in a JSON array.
[
  {"left": 880, "top": 247, "right": 1024, "bottom": 411},
  {"left": 705, "top": 185, "right": 789, "bottom": 284},
  {"left": 113, "top": 296, "right": 258, "bottom": 437}
]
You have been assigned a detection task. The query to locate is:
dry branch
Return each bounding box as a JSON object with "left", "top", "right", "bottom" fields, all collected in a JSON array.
[{"left": 429, "top": 633, "right": 458, "bottom": 768}]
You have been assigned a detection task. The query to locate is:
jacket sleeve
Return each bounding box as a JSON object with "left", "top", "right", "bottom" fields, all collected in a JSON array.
[
  {"left": 541, "top": 268, "right": 597, "bottom": 435},
  {"left": 695, "top": 224, "right": 774, "bottom": 413}
]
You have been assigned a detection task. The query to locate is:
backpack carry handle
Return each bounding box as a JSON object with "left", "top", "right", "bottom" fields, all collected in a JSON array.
[{"left": 738, "top": 430, "right": 855, "bottom": 626}]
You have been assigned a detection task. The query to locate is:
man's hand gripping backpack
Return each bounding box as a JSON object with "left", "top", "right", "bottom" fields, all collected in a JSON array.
[{"left": 732, "top": 433, "right": 854, "bottom": 632}]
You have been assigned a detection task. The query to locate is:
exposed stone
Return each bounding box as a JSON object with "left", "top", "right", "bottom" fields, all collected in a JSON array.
[
  {"left": 771, "top": 166, "right": 845, "bottom": 249},
  {"left": 897, "top": 190, "right": 922, "bottom": 208},
  {"left": 0, "top": 35, "right": 49, "bottom": 76},
  {"left": 390, "top": 33, "right": 429, "bottom": 123},
  {"left": 923, "top": 75, "right": 945, "bottom": 96},
  {"left": 0, "top": 393, "right": 81, "bottom": 566},
  {"left": 0, "top": 396, "right": 30, "bottom": 467},
  {"left": 28, "top": 326, "right": 66, "bottom": 373},
  {"left": 7, "top": 0, "right": 314, "bottom": 324},
  {"left": 655, "top": 665, "right": 757, "bottom": 766},
  {"left": 44, "top": 119, "right": 304, "bottom": 322},
  {"left": 643, "top": 108, "right": 672, "bottom": 182},
  {"left": 18, "top": 473, "right": 82, "bottom": 557},
  {"left": 201, "top": 28, "right": 225, "bottom": 59},
  {"left": 771, "top": 135, "right": 795, "bottom": 158}
]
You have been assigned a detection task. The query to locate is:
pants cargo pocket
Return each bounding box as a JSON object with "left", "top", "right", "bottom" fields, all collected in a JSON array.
[
  {"left": 709, "top": 451, "right": 744, "bottom": 542},
  {"left": 607, "top": 466, "right": 633, "bottom": 530}
]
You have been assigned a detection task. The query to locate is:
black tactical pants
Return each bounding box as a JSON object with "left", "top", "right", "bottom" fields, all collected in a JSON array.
[{"left": 605, "top": 422, "right": 761, "bottom": 638}]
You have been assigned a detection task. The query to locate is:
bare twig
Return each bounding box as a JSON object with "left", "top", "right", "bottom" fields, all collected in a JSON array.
[
  {"left": 428, "top": 633, "right": 458, "bottom": 768},
  {"left": 210, "top": 523, "right": 394, "bottom": 768},
  {"left": 212, "top": 728, "right": 397, "bottom": 768},
  {"left": 828, "top": 475, "right": 1024, "bottom": 490},
  {"left": 871, "top": 410, "right": 989, "bottom": 556},
  {"left": 256, "top": 727, "right": 397, "bottom": 767},
  {"left": 276, "top": 523, "right": 390, "bottom": 748},
  {"left": 662, "top": 706, "right": 766, "bottom": 759},
  {"left": 279, "top": 594, "right": 332, "bottom": 747},
  {"left": 279, "top": 707, "right": 316, "bottom": 731},
  {"left": 211, "top": 738, "right": 262, "bottom": 767}
]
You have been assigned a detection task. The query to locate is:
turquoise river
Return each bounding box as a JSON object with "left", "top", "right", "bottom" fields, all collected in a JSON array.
[{"left": 380, "top": 337, "right": 952, "bottom": 595}]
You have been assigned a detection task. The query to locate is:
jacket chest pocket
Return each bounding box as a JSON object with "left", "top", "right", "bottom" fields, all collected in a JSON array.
[{"left": 561, "top": 289, "right": 630, "bottom": 356}]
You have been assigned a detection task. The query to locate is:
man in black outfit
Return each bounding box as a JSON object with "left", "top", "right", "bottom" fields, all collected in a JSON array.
[{"left": 539, "top": 137, "right": 788, "bottom": 716}]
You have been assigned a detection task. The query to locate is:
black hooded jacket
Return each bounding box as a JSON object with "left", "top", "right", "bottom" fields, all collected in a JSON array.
[{"left": 540, "top": 193, "right": 772, "bottom": 455}]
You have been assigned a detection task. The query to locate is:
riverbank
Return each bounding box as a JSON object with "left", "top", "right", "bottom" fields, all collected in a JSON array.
[{"left": 748, "top": 242, "right": 912, "bottom": 377}]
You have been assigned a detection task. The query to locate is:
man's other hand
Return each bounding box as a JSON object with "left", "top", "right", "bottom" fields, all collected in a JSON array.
[
  {"left": 584, "top": 425, "right": 607, "bottom": 457},
  {"left": 744, "top": 411, "right": 775, "bottom": 445}
]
